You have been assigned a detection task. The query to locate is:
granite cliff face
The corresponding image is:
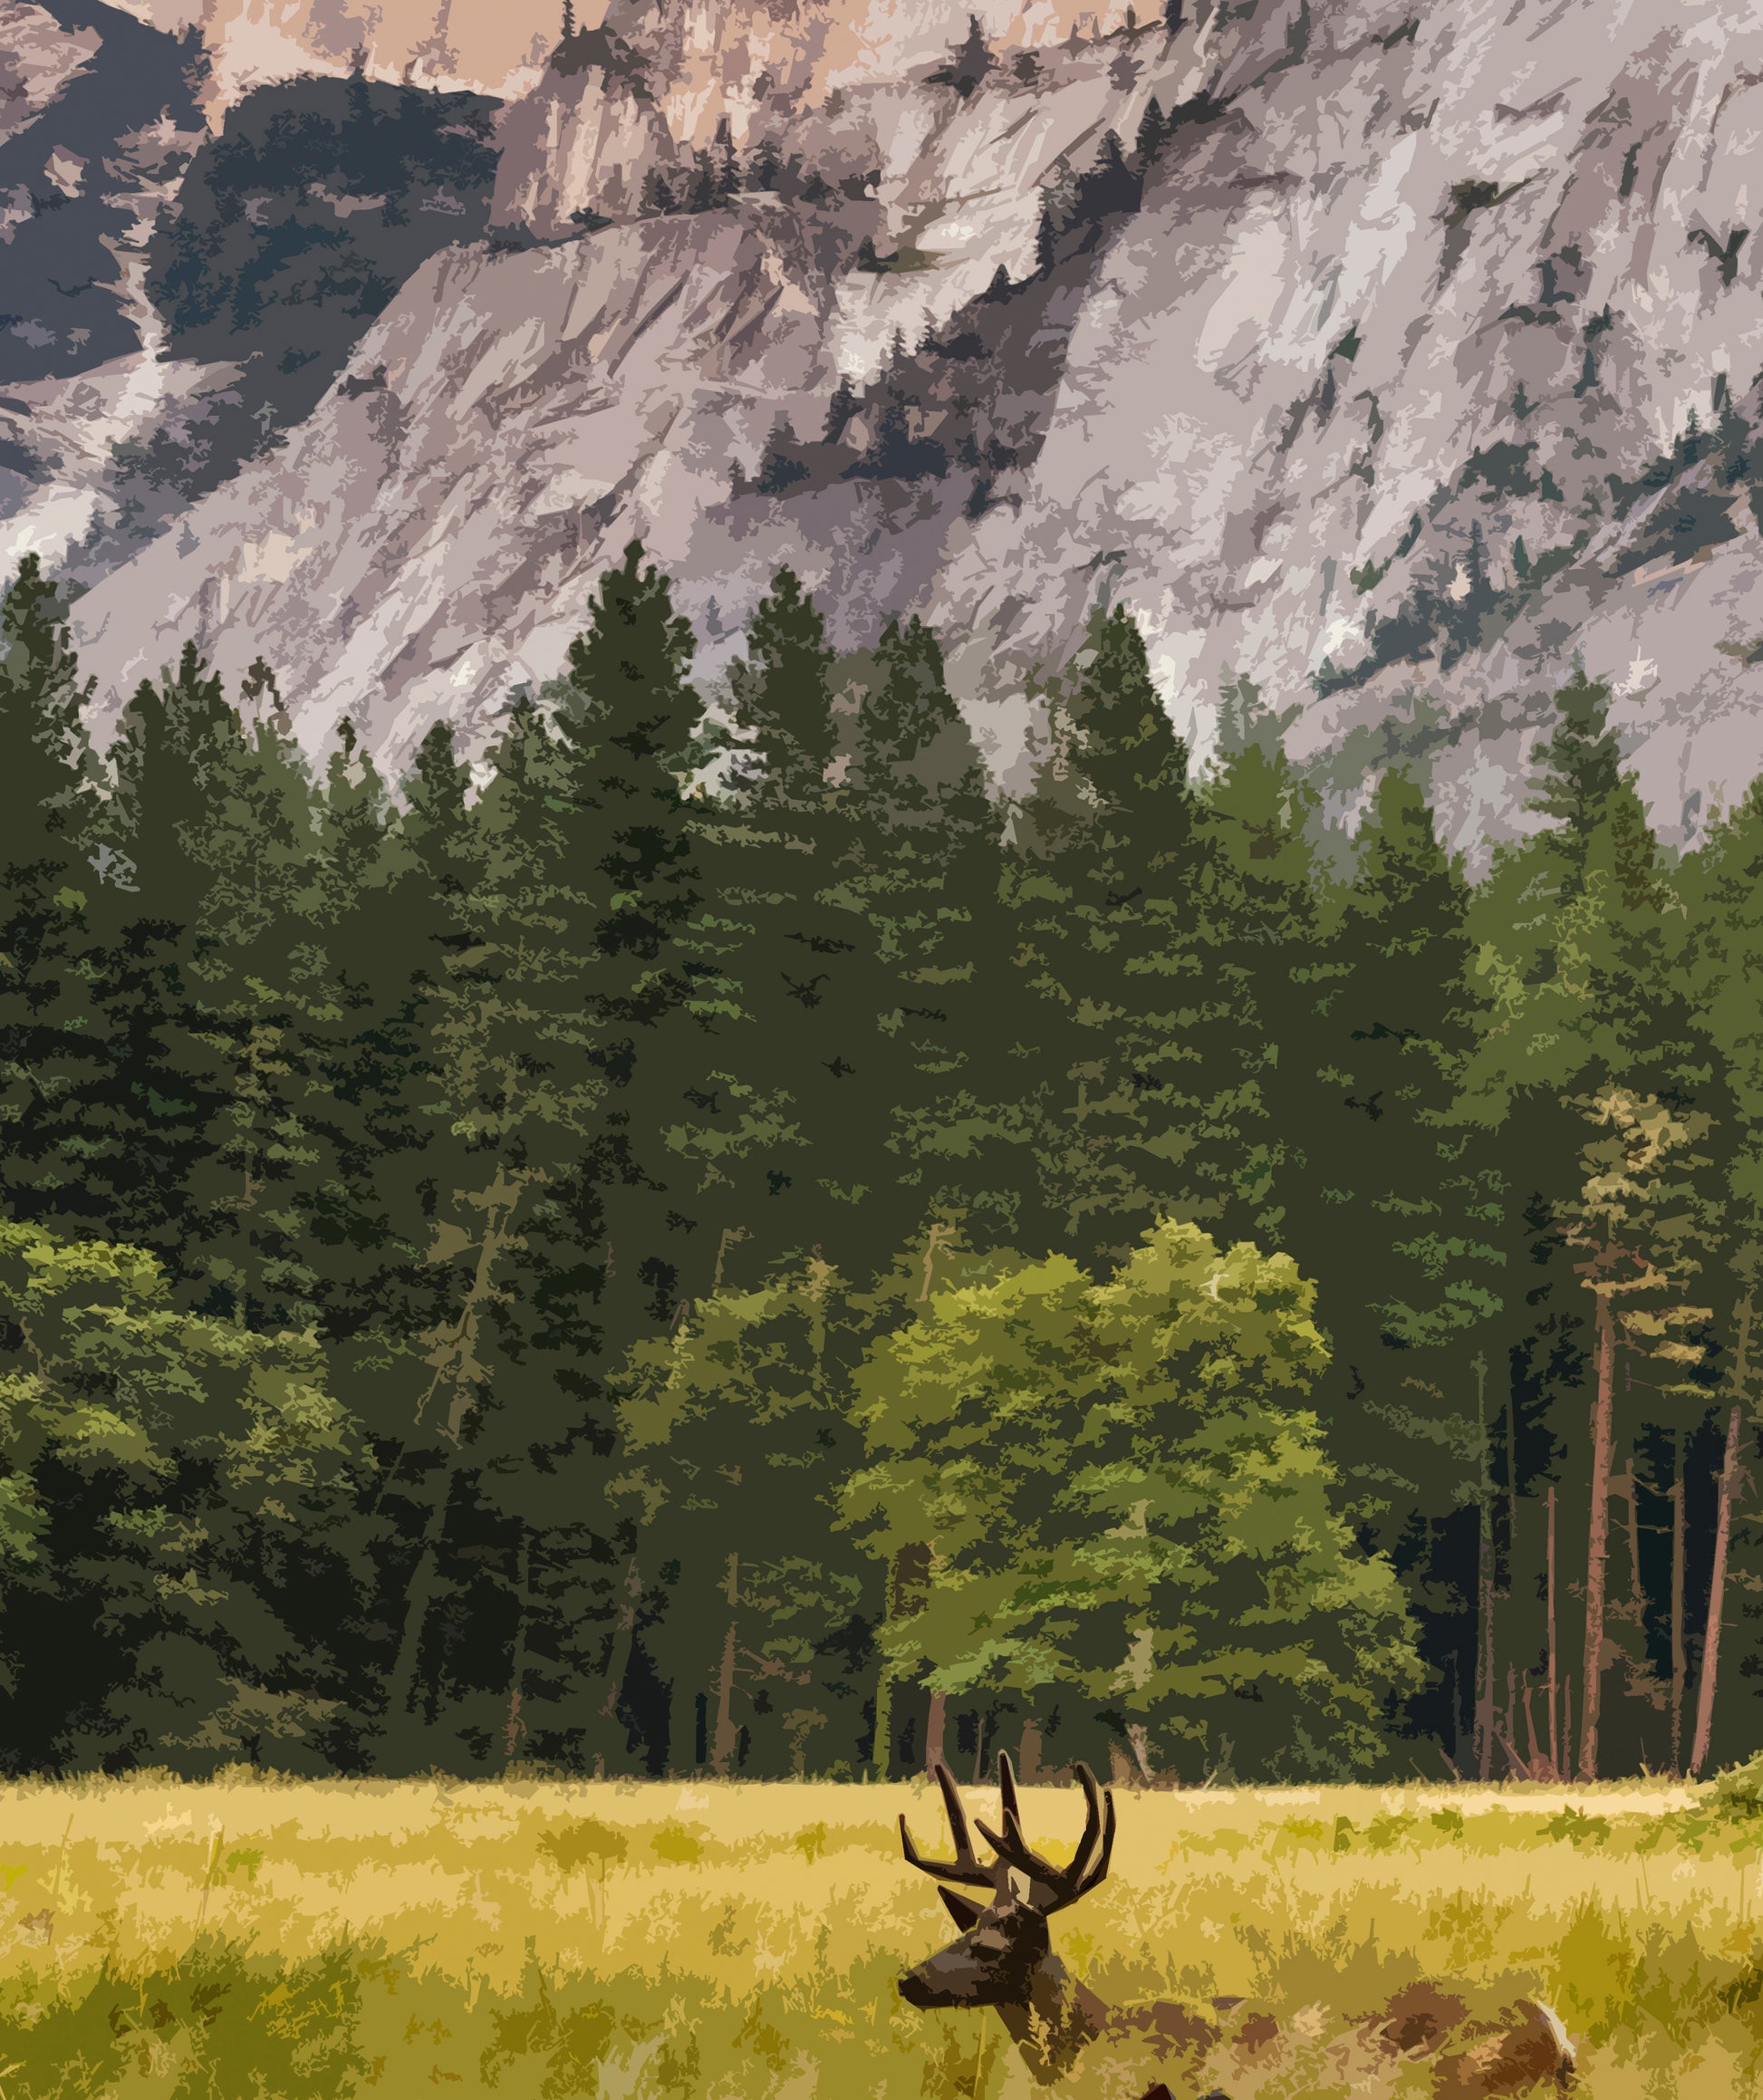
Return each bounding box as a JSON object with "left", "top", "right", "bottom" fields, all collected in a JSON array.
[
  {"left": 110, "top": 0, "right": 550, "bottom": 106},
  {"left": 14, "top": 0, "right": 1763, "bottom": 845}
]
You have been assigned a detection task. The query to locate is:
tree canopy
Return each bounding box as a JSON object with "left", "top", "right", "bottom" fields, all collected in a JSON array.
[{"left": 2, "top": 544, "right": 1761, "bottom": 1788}]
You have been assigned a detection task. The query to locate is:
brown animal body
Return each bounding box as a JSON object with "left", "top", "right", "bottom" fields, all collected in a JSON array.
[{"left": 895, "top": 1757, "right": 1576, "bottom": 2099}]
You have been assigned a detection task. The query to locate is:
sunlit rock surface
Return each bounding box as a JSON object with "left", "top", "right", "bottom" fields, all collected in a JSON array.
[{"left": 14, "top": 0, "right": 1763, "bottom": 845}]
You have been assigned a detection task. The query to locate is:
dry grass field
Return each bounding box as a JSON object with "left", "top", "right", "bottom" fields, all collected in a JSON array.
[{"left": 0, "top": 1773, "right": 1758, "bottom": 2097}]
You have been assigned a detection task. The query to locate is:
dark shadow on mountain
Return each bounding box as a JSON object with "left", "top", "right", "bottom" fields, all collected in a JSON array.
[
  {"left": 0, "top": 0, "right": 205, "bottom": 384},
  {"left": 145, "top": 69, "right": 501, "bottom": 436},
  {"left": 728, "top": 92, "right": 1233, "bottom": 513}
]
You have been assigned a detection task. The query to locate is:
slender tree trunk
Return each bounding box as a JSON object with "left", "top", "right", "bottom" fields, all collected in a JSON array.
[
  {"left": 503, "top": 1532, "right": 531, "bottom": 1768},
  {"left": 1546, "top": 1485, "right": 1560, "bottom": 1779},
  {"left": 872, "top": 1662, "right": 895, "bottom": 1780},
  {"left": 1476, "top": 1526, "right": 1496, "bottom": 1781},
  {"left": 385, "top": 1542, "right": 440, "bottom": 1739},
  {"left": 1125, "top": 1722, "right": 1154, "bottom": 1786},
  {"left": 1018, "top": 1714, "right": 1044, "bottom": 1786},
  {"left": 1522, "top": 1674, "right": 1541, "bottom": 1777},
  {"left": 919, "top": 1222, "right": 954, "bottom": 1301},
  {"left": 1578, "top": 1291, "right": 1618, "bottom": 1782},
  {"left": 872, "top": 1544, "right": 922, "bottom": 1780},
  {"left": 923, "top": 1691, "right": 948, "bottom": 1775},
  {"left": 383, "top": 1463, "right": 458, "bottom": 1741},
  {"left": 1615, "top": 1454, "right": 1653, "bottom": 1769},
  {"left": 711, "top": 1622, "right": 740, "bottom": 1773},
  {"left": 1670, "top": 1448, "right": 1686, "bottom": 1777},
  {"left": 972, "top": 1708, "right": 987, "bottom": 1785},
  {"left": 592, "top": 1552, "right": 644, "bottom": 1746},
  {"left": 1691, "top": 1403, "right": 1744, "bottom": 1777},
  {"left": 1563, "top": 1674, "right": 1574, "bottom": 1782},
  {"left": 1475, "top": 1356, "right": 1495, "bottom": 1782},
  {"left": 1623, "top": 1451, "right": 1646, "bottom": 1628},
  {"left": 418, "top": 1170, "right": 525, "bottom": 1441},
  {"left": 383, "top": 1177, "right": 529, "bottom": 1755},
  {"left": 711, "top": 1554, "right": 741, "bottom": 1775}
]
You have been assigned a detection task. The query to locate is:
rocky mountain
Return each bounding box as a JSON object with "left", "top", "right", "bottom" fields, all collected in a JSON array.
[
  {"left": 109, "top": 0, "right": 551, "bottom": 107},
  {"left": 1, "top": 12, "right": 500, "bottom": 575},
  {"left": 11, "top": 0, "right": 1763, "bottom": 848},
  {"left": 0, "top": 0, "right": 204, "bottom": 384}
]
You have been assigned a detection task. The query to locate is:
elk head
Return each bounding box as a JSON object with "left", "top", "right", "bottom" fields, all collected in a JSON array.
[{"left": 896, "top": 1752, "right": 1116, "bottom": 2013}]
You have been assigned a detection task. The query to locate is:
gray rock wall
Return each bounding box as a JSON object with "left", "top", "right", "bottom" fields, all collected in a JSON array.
[{"left": 29, "top": 0, "right": 1763, "bottom": 848}]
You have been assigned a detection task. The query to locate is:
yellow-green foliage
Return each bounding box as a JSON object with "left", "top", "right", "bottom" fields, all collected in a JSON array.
[{"left": 0, "top": 1775, "right": 1760, "bottom": 2095}]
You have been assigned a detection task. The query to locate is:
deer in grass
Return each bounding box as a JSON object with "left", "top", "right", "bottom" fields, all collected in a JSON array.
[{"left": 896, "top": 1756, "right": 1576, "bottom": 2099}]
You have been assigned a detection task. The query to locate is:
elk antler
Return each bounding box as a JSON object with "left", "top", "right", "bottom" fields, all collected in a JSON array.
[
  {"left": 900, "top": 1759, "right": 1014, "bottom": 1898},
  {"left": 975, "top": 1752, "right": 1116, "bottom": 1915}
]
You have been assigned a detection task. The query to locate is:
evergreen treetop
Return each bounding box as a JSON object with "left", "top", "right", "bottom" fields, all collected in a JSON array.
[
  {"left": 0, "top": 555, "right": 98, "bottom": 856},
  {"left": 561, "top": 542, "right": 702, "bottom": 1018},
  {"left": 851, "top": 616, "right": 991, "bottom": 842},
  {"left": 726, "top": 569, "right": 838, "bottom": 807},
  {"left": 1526, "top": 663, "right": 1625, "bottom": 861}
]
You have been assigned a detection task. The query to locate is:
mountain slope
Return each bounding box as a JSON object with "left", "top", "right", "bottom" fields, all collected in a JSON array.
[
  {"left": 38, "top": 0, "right": 1763, "bottom": 847},
  {"left": 0, "top": 0, "right": 203, "bottom": 384}
]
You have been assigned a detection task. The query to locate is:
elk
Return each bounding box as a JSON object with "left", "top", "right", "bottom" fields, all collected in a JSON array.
[
  {"left": 896, "top": 1756, "right": 1576, "bottom": 2098},
  {"left": 897, "top": 1753, "right": 1132, "bottom": 2084}
]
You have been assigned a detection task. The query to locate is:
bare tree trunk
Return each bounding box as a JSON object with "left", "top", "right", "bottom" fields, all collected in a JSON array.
[
  {"left": 384, "top": 1538, "right": 440, "bottom": 1738},
  {"left": 503, "top": 1532, "right": 531, "bottom": 1769},
  {"left": 384, "top": 1177, "right": 528, "bottom": 1746},
  {"left": 872, "top": 1546, "right": 925, "bottom": 1780},
  {"left": 711, "top": 1623, "right": 740, "bottom": 1773},
  {"left": 923, "top": 1691, "right": 948, "bottom": 1775},
  {"left": 1476, "top": 1356, "right": 1495, "bottom": 1781},
  {"left": 1625, "top": 1457, "right": 1645, "bottom": 1621},
  {"left": 1691, "top": 1403, "right": 1744, "bottom": 1777},
  {"left": 919, "top": 1222, "right": 954, "bottom": 1301},
  {"left": 417, "top": 1170, "right": 525, "bottom": 1442},
  {"left": 710, "top": 1224, "right": 751, "bottom": 1296},
  {"left": 1578, "top": 1291, "right": 1618, "bottom": 1781},
  {"left": 1622, "top": 1444, "right": 1654, "bottom": 1761},
  {"left": 711, "top": 1554, "right": 741, "bottom": 1775},
  {"left": 1018, "top": 1715, "right": 1044, "bottom": 1786},
  {"left": 1670, "top": 1447, "right": 1686, "bottom": 1777},
  {"left": 383, "top": 1461, "right": 458, "bottom": 1739},
  {"left": 1546, "top": 1485, "right": 1560, "bottom": 1779},
  {"left": 1562, "top": 1673, "right": 1574, "bottom": 1782},
  {"left": 1124, "top": 1723, "right": 1154, "bottom": 1786},
  {"left": 591, "top": 1549, "right": 645, "bottom": 1764},
  {"left": 872, "top": 1662, "right": 895, "bottom": 1780},
  {"left": 1476, "top": 1531, "right": 1496, "bottom": 1781}
]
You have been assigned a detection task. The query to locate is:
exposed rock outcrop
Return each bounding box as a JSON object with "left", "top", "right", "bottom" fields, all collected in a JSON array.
[
  {"left": 109, "top": 0, "right": 551, "bottom": 107},
  {"left": 20, "top": 0, "right": 1763, "bottom": 851}
]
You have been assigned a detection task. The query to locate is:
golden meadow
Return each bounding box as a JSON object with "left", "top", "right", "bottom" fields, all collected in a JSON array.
[{"left": 0, "top": 1775, "right": 1760, "bottom": 2097}]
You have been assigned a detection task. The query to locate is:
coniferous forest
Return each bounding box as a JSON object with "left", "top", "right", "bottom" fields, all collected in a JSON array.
[{"left": 2, "top": 544, "right": 1758, "bottom": 1790}]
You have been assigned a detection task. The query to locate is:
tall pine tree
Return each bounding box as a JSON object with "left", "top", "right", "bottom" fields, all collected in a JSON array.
[{"left": 0, "top": 558, "right": 102, "bottom": 1230}]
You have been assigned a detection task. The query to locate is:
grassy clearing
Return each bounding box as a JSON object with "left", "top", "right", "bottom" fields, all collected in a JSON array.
[{"left": 0, "top": 1774, "right": 1758, "bottom": 2096}]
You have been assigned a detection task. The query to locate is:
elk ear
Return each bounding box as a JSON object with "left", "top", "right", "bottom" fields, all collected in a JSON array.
[{"left": 938, "top": 1886, "right": 987, "bottom": 1931}]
